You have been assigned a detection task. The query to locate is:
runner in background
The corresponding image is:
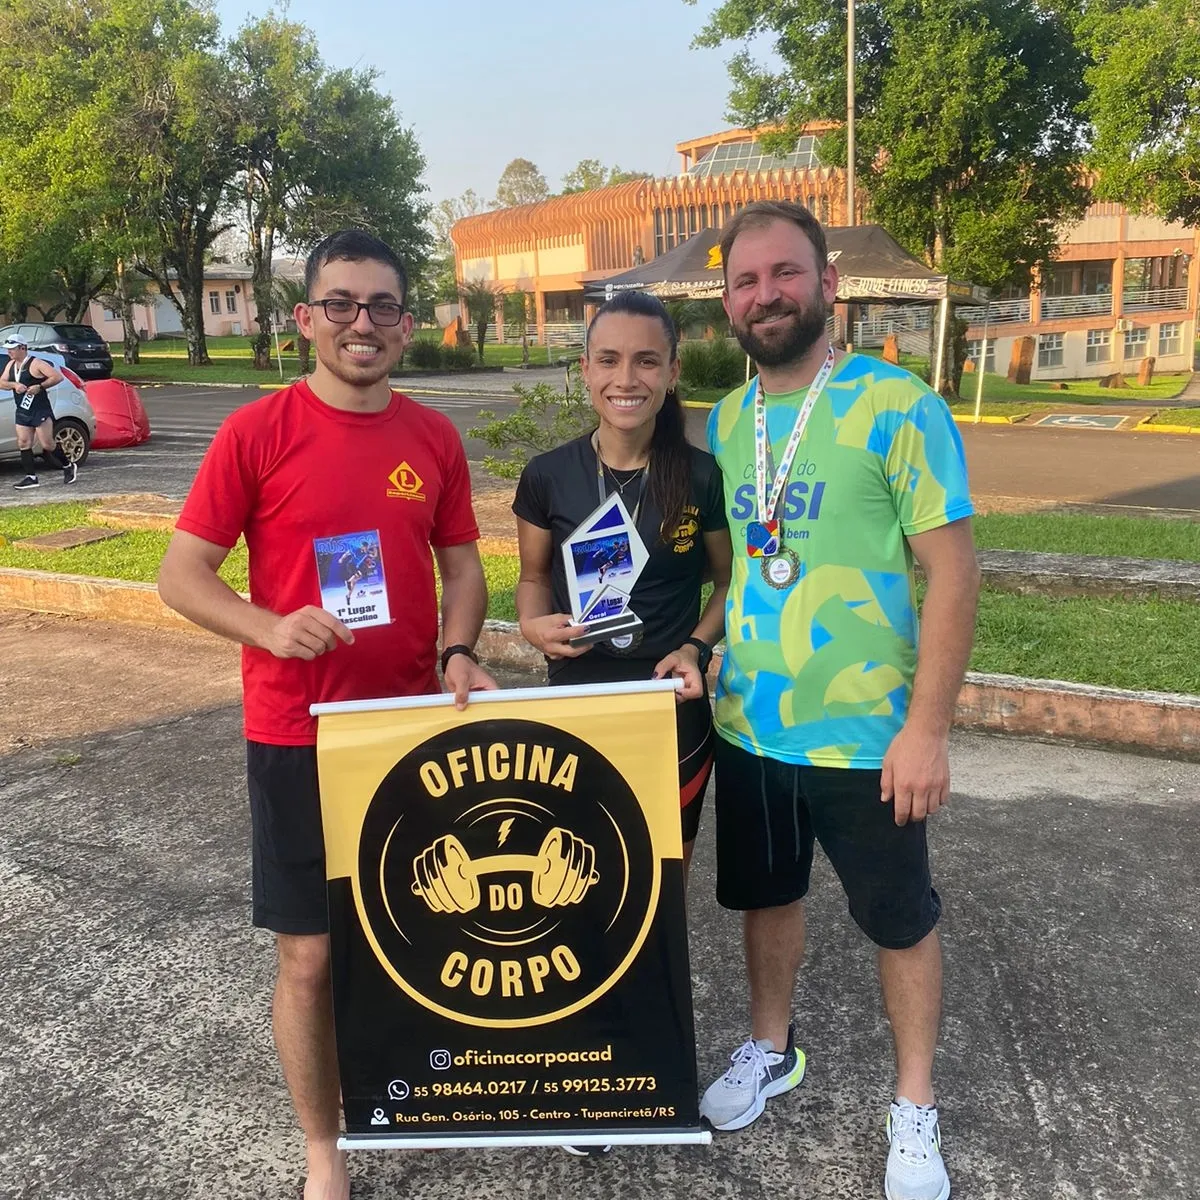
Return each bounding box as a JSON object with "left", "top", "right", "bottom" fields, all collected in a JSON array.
[
  {"left": 0, "top": 334, "right": 76, "bottom": 488},
  {"left": 158, "top": 229, "right": 497, "bottom": 1200}
]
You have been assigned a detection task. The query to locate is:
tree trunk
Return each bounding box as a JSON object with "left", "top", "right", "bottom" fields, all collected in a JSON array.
[
  {"left": 180, "top": 257, "right": 210, "bottom": 366},
  {"left": 476, "top": 323, "right": 486, "bottom": 364},
  {"left": 521, "top": 333, "right": 529, "bottom": 365},
  {"left": 115, "top": 260, "right": 140, "bottom": 364},
  {"left": 297, "top": 333, "right": 311, "bottom": 375},
  {"left": 250, "top": 222, "right": 275, "bottom": 371}
]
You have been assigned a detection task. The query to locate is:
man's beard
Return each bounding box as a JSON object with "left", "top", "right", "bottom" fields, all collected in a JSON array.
[{"left": 731, "top": 294, "right": 828, "bottom": 368}]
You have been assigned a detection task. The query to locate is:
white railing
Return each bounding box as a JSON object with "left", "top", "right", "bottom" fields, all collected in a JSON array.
[
  {"left": 853, "top": 306, "right": 934, "bottom": 346},
  {"left": 542, "top": 321, "right": 587, "bottom": 347},
  {"left": 1123, "top": 287, "right": 1189, "bottom": 313},
  {"left": 1040, "top": 293, "right": 1113, "bottom": 319},
  {"left": 959, "top": 298, "right": 1031, "bottom": 325}
]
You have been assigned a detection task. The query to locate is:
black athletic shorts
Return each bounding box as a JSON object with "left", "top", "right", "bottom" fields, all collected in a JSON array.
[
  {"left": 247, "top": 740, "right": 328, "bottom": 935},
  {"left": 14, "top": 394, "right": 53, "bottom": 428},
  {"left": 713, "top": 736, "right": 941, "bottom": 949},
  {"left": 549, "top": 655, "right": 713, "bottom": 844}
]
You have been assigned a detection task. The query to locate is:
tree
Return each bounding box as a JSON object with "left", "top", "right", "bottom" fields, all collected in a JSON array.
[
  {"left": 503, "top": 290, "right": 532, "bottom": 364},
  {"left": 272, "top": 275, "right": 311, "bottom": 374},
  {"left": 228, "top": 14, "right": 431, "bottom": 369},
  {"left": 1080, "top": 0, "right": 1200, "bottom": 228},
  {"left": 459, "top": 278, "right": 504, "bottom": 363},
  {"left": 431, "top": 189, "right": 490, "bottom": 245},
  {"left": 560, "top": 159, "right": 649, "bottom": 193},
  {"left": 688, "top": 0, "right": 1090, "bottom": 294},
  {"left": 494, "top": 158, "right": 549, "bottom": 209},
  {"left": 467, "top": 376, "right": 595, "bottom": 480}
]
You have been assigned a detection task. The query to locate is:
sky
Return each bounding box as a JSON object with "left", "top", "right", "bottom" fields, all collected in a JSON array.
[{"left": 211, "top": 0, "right": 757, "bottom": 208}]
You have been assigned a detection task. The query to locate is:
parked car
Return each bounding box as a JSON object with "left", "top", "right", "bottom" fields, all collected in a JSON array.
[
  {"left": 0, "top": 321, "right": 113, "bottom": 380},
  {"left": 86, "top": 378, "right": 151, "bottom": 449},
  {"left": 0, "top": 350, "right": 96, "bottom": 465}
]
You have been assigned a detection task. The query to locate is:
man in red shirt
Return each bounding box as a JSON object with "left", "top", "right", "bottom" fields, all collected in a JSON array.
[{"left": 158, "top": 229, "right": 496, "bottom": 1200}]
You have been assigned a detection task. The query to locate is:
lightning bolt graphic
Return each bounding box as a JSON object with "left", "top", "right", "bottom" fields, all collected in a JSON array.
[{"left": 497, "top": 818, "right": 515, "bottom": 848}]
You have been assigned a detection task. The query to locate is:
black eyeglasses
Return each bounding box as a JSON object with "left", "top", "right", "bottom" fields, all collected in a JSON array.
[{"left": 308, "top": 298, "right": 405, "bottom": 327}]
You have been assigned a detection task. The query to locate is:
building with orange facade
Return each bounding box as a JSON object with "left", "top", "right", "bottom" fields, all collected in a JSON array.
[{"left": 451, "top": 127, "right": 1198, "bottom": 379}]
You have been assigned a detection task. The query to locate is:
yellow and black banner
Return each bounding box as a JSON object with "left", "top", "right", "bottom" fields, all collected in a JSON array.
[{"left": 313, "top": 680, "right": 706, "bottom": 1149}]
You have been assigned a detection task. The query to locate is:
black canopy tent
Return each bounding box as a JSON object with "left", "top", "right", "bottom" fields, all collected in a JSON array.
[
  {"left": 582, "top": 224, "right": 990, "bottom": 391},
  {"left": 583, "top": 223, "right": 988, "bottom": 305}
]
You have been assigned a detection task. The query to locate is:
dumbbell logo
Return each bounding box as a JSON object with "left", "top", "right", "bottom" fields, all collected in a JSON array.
[{"left": 410, "top": 828, "right": 599, "bottom": 915}]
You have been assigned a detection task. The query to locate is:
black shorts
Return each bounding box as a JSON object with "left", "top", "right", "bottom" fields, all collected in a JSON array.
[
  {"left": 549, "top": 655, "right": 712, "bottom": 844},
  {"left": 713, "top": 736, "right": 941, "bottom": 949},
  {"left": 14, "top": 396, "right": 53, "bottom": 428},
  {"left": 247, "top": 741, "right": 328, "bottom": 935}
]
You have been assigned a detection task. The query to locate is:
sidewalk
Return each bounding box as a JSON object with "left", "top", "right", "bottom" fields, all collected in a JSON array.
[{"left": 1, "top": 636, "right": 1197, "bottom": 1199}]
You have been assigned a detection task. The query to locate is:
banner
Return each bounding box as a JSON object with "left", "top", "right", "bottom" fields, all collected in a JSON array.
[{"left": 313, "top": 680, "right": 708, "bottom": 1150}]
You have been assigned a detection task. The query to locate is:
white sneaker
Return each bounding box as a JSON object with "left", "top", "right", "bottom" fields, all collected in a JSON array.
[
  {"left": 885, "top": 1097, "right": 950, "bottom": 1200},
  {"left": 699, "top": 1024, "right": 806, "bottom": 1131}
]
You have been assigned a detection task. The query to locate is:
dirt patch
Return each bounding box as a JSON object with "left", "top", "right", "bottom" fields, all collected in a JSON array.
[
  {"left": 0, "top": 611, "right": 241, "bottom": 756},
  {"left": 472, "top": 485, "right": 519, "bottom": 539}
]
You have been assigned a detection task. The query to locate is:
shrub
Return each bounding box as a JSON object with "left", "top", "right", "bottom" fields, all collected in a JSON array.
[
  {"left": 467, "top": 376, "right": 595, "bottom": 480},
  {"left": 441, "top": 343, "right": 477, "bottom": 370},
  {"left": 407, "top": 339, "right": 442, "bottom": 369},
  {"left": 679, "top": 338, "right": 745, "bottom": 389}
]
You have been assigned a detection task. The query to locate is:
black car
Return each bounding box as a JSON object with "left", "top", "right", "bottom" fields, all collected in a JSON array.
[{"left": 0, "top": 321, "right": 113, "bottom": 380}]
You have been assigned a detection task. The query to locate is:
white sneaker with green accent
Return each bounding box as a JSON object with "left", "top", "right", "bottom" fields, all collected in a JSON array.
[
  {"left": 885, "top": 1098, "right": 950, "bottom": 1200},
  {"left": 699, "top": 1024, "right": 806, "bottom": 1131}
]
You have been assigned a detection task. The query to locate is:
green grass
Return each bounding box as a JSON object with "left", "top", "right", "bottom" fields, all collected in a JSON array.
[
  {"left": 1147, "top": 407, "right": 1200, "bottom": 428},
  {"left": 969, "top": 591, "right": 1200, "bottom": 694},
  {"left": 4, "top": 503, "right": 1198, "bottom": 692},
  {"left": 973, "top": 512, "right": 1200, "bottom": 562},
  {"left": 109, "top": 331, "right": 568, "bottom": 384}
]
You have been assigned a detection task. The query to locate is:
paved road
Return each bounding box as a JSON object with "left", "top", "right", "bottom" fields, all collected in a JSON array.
[
  {"left": 0, "top": 613, "right": 1197, "bottom": 1198},
  {"left": 1, "top": 383, "right": 1196, "bottom": 513}
]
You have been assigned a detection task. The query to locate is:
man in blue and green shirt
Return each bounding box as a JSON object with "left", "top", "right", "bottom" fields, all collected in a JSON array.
[{"left": 700, "top": 200, "right": 979, "bottom": 1200}]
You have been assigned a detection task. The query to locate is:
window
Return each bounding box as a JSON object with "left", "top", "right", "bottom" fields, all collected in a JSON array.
[
  {"left": 711, "top": 204, "right": 720, "bottom": 228},
  {"left": 1123, "top": 326, "right": 1148, "bottom": 359},
  {"left": 698, "top": 205, "right": 709, "bottom": 230},
  {"left": 723, "top": 203, "right": 732, "bottom": 222},
  {"left": 665, "top": 206, "right": 675, "bottom": 249},
  {"left": 685, "top": 135, "right": 822, "bottom": 177},
  {"left": 101, "top": 306, "right": 118, "bottom": 322},
  {"left": 818, "top": 196, "right": 830, "bottom": 224},
  {"left": 1085, "top": 328, "right": 1112, "bottom": 364},
  {"left": 688, "top": 206, "right": 698, "bottom": 236},
  {"left": 225, "top": 290, "right": 237, "bottom": 313},
  {"left": 653, "top": 209, "right": 665, "bottom": 258},
  {"left": 1159, "top": 321, "right": 1183, "bottom": 357},
  {"left": 208, "top": 291, "right": 220, "bottom": 315},
  {"left": 676, "top": 207, "right": 686, "bottom": 242},
  {"left": 965, "top": 339, "right": 996, "bottom": 374},
  {"left": 1037, "top": 333, "right": 1064, "bottom": 368}
]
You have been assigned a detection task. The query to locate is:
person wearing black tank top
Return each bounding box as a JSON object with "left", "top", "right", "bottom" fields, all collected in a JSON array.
[
  {"left": 513, "top": 292, "right": 732, "bottom": 875},
  {"left": 0, "top": 333, "right": 76, "bottom": 488}
]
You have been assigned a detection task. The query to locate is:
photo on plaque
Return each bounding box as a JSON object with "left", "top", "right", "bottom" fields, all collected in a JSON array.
[{"left": 563, "top": 494, "right": 648, "bottom": 624}]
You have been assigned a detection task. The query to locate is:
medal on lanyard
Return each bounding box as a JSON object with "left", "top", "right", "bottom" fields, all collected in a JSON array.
[{"left": 749, "top": 345, "right": 835, "bottom": 587}]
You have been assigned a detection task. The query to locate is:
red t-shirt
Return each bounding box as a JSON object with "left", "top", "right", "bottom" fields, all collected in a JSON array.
[{"left": 176, "top": 380, "right": 479, "bottom": 745}]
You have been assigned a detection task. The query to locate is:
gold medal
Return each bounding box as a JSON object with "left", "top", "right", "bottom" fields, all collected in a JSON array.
[{"left": 761, "top": 547, "right": 801, "bottom": 590}]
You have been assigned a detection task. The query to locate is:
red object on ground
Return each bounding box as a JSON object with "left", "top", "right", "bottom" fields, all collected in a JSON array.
[{"left": 85, "top": 379, "right": 151, "bottom": 448}]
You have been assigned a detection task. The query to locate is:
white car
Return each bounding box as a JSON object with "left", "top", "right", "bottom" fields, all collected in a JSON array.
[{"left": 0, "top": 349, "right": 96, "bottom": 465}]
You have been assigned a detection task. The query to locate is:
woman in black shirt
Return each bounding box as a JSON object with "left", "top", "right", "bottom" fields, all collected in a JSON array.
[{"left": 512, "top": 291, "right": 732, "bottom": 868}]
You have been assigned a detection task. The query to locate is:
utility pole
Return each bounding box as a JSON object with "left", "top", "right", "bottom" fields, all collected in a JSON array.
[{"left": 847, "top": 0, "right": 856, "bottom": 228}]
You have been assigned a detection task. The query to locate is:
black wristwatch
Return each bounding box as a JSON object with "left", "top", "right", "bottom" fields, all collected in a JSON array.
[
  {"left": 682, "top": 637, "right": 713, "bottom": 673},
  {"left": 440, "top": 643, "right": 478, "bottom": 674}
]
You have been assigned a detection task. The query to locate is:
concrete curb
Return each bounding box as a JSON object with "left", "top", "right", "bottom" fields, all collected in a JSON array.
[
  {"left": 2, "top": 567, "right": 1196, "bottom": 760},
  {"left": 1134, "top": 418, "right": 1200, "bottom": 436}
]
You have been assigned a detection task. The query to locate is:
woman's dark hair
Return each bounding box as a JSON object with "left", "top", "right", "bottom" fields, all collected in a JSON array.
[{"left": 585, "top": 291, "right": 691, "bottom": 543}]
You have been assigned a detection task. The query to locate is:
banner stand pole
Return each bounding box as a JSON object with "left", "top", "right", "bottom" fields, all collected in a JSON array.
[{"left": 340, "top": 1129, "right": 712, "bottom": 1151}]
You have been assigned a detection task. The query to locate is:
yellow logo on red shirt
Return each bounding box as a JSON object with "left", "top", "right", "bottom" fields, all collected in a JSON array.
[{"left": 388, "top": 461, "right": 426, "bottom": 501}]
